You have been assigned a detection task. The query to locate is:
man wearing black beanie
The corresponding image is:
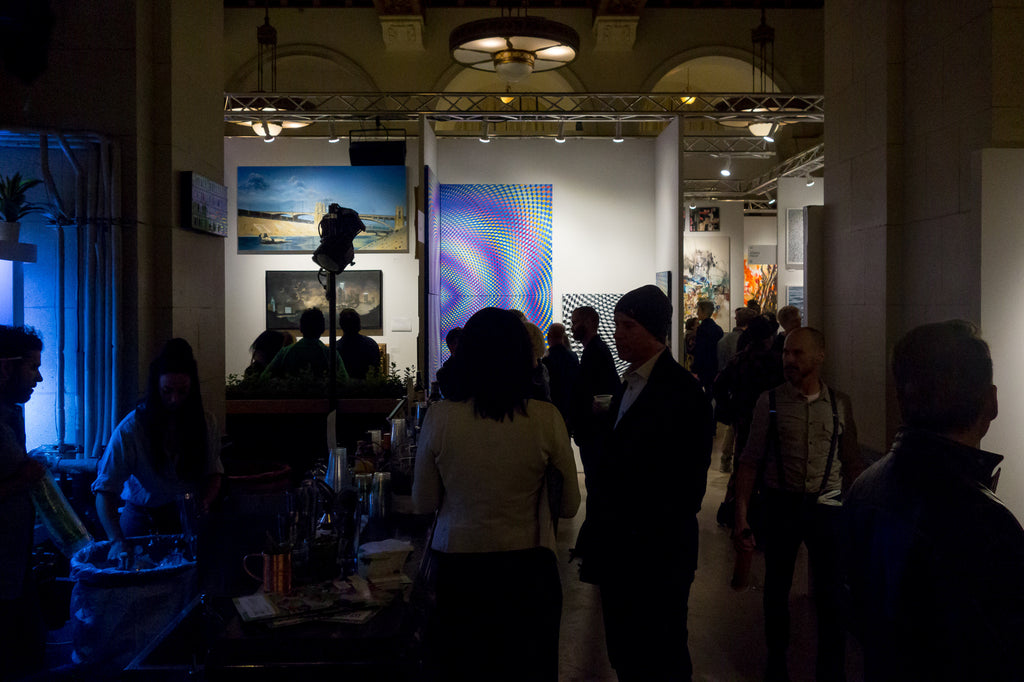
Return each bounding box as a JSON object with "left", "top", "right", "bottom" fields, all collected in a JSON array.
[{"left": 580, "top": 284, "right": 714, "bottom": 682}]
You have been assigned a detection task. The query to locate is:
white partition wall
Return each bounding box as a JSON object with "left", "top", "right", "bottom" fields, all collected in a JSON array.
[
  {"left": 980, "top": 148, "right": 1024, "bottom": 520},
  {"left": 223, "top": 137, "right": 422, "bottom": 376}
]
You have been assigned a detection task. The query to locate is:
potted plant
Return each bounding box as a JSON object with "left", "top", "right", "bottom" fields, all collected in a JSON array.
[{"left": 0, "top": 172, "right": 44, "bottom": 242}]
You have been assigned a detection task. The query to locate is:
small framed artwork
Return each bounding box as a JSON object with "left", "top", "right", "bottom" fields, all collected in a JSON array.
[
  {"left": 689, "top": 206, "right": 720, "bottom": 232},
  {"left": 181, "top": 172, "right": 228, "bottom": 237},
  {"left": 655, "top": 271, "right": 671, "bottom": 301},
  {"left": 786, "top": 208, "right": 805, "bottom": 269},
  {"left": 787, "top": 285, "right": 805, "bottom": 318},
  {"left": 266, "top": 270, "right": 383, "bottom": 335}
]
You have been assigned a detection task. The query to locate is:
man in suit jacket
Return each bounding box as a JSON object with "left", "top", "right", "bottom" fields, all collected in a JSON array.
[{"left": 582, "top": 285, "right": 715, "bottom": 682}]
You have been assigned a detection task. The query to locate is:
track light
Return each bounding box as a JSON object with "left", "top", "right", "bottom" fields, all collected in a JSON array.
[
  {"left": 805, "top": 175, "right": 815, "bottom": 187},
  {"left": 764, "top": 122, "right": 779, "bottom": 143},
  {"left": 720, "top": 157, "right": 732, "bottom": 177},
  {"left": 768, "top": 197, "right": 776, "bottom": 205},
  {"left": 479, "top": 121, "right": 491, "bottom": 143},
  {"left": 613, "top": 120, "right": 624, "bottom": 143},
  {"left": 688, "top": 202, "right": 697, "bottom": 210},
  {"left": 328, "top": 119, "right": 340, "bottom": 144},
  {"left": 555, "top": 121, "right": 566, "bottom": 143}
]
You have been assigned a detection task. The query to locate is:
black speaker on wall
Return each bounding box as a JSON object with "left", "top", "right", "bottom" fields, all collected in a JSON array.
[{"left": 348, "top": 140, "right": 407, "bottom": 166}]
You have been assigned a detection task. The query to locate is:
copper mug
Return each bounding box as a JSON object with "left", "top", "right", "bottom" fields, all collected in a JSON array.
[{"left": 243, "top": 550, "right": 292, "bottom": 594}]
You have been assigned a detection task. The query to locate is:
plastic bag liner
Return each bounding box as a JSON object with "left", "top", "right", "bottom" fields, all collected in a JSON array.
[{"left": 70, "top": 535, "right": 197, "bottom": 670}]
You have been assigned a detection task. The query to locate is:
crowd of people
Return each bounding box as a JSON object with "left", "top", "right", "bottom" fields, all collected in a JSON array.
[{"left": 2, "top": 286, "right": 1023, "bottom": 681}]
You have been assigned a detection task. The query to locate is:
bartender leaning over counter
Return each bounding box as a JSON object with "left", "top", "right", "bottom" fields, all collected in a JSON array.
[{"left": 92, "top": 338, "right": 223, "bottom": 558}]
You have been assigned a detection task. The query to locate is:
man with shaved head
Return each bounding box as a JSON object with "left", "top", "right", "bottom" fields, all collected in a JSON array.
[{"left": 734, "top": 327, "right": 865, "bottom": 682}]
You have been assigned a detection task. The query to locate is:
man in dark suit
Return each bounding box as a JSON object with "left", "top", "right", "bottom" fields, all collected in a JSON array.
[
  {"left": 568, "top": 306, "right": 620, "bottom": 477},
  {"left": 542, "top": 322, "right": 579, "bottom": 426},
  {"left": 582, "top": 285, "right": 714, "bottom": 682}
]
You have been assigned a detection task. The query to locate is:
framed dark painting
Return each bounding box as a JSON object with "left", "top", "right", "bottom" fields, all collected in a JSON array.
[{"left": 266, "top": 270, "right": 383, "bottom": 335}]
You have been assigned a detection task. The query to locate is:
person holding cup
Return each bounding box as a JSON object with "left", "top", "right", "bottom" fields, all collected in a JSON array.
[{"left": 580, "top": 285, "right": 714, "bottom": 682}]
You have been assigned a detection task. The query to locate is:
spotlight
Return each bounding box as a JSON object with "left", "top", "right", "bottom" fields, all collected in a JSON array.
[
  {"left": 312, "top": 204, "right": 366, "bottom": 274},
  {"left": 555, "top": 121, "right": 566, "bottom": 143},
  {"left": 768, "top": 197, "right": 776, "bottom": 205},
  {"left": 328, "top": 119, "right": 341, "bottom": 144},
  {"left": 720, "top": 157, "right": 732, "bottom": 177},
  {"left": 613, "top": 120, "right": 624, "bottom": 143},
  {"left": 479, "top": 121, "right": 491, "bottom": 143},
  {"left": 805, "top": 175, "right": 815, "bottom": 187},
  {"left": 688, "top": 202, "right": 696, "bottom": 210},
  {"left": 763, "top": 122, "right": 779, "bottom": 143}
]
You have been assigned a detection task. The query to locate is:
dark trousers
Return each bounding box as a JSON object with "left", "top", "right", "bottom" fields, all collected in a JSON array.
[
  {"left": 431, "top": 547, "right": 562, "bottom": 682},
  {"left": 762, "top": 489, "right": 845, "bottom": 682},
  {"left": 0, "top": 583, "right": 46, "bottom": 681},
  {"left": 600, "top": 566, "right": 695, "bottom": 682}
]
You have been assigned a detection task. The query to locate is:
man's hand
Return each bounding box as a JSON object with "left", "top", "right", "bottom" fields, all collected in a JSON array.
[{"left": 733, "top": 523, "right": 756, "bottom": 553}]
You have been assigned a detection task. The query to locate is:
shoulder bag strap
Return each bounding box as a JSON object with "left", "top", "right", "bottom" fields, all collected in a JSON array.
[
  {"left": 769, "top": 389, "right": 784, "bottom": 489},
  {"left": 816, "top": 387, "right": 841, "bottom": 497}
]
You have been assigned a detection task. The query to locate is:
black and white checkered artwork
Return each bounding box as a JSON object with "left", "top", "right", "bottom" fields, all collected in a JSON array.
[{"left": 561, "top": 293, "right": 629, "bottom": 375}]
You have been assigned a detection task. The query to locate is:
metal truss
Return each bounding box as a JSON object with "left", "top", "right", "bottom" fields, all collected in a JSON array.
[
  {"left": 682, "top": 136, "right": 775, "bottom": 155},
  {"left": 224, "top": 92, "right": 824, "bottom": 125},
  {"left": 684, "top": 142, "right": 825, "bottom": 202}
]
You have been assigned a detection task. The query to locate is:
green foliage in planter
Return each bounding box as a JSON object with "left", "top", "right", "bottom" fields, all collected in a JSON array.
[
  {"left": 226, "top": 363, "right": 407, "bottom": 400},
  {"left": 0, "top": 172, "right": 44, "bottom": 223}
]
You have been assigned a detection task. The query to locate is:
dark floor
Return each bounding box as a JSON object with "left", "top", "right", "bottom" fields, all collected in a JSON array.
[{"left": 34, "top": 431, "right": 864, "bottom": 682}]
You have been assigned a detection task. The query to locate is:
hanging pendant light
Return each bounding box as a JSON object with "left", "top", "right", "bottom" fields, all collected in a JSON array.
[
  {"left": 450, "top": 8, "right": 579, "bottom": 84},
  {"left": 230, "top": 7, "right": 310, "bottom": 139}
]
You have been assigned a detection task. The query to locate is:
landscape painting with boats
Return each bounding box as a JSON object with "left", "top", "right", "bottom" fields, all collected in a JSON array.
[{"left": 237, "top": 165, "right": 408, "bottom": 254}]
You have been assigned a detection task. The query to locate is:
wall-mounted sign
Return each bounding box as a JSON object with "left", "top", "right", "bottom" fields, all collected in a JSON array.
[
  {"left": 747, "top": 245, "right": 777, "bottom": 265},
  {"left": 181, "top": 172, "right": 228, "bottom": 237}
]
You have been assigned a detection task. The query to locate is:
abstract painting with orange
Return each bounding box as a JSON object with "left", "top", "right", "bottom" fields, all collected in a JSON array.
[{"left": 743, "top": 259, "right": 778, "bottom": 314}]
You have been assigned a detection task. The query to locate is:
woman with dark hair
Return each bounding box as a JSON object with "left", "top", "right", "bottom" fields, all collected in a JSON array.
[
  {"left": 92, "top": 339, "right": 222, "bottom": 554},
  {"left": 244, "top": 329, "right": 288, "bottom": 377},
  {"left": 413, "top": 307, "right": 581, "bottom": 682}
]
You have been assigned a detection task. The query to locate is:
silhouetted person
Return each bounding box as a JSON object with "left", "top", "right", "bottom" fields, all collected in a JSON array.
[
  {"left": 245, "top": 329, "right": 288, "bottom": 377},
  {"left": 692, "top": 299, "right": 723, "bottom": 393},
  {"left": 338, "top": 308, "right": 381, "bottom": 379},
  {"left": 262, "top": 308, "right": 349, "bottom": 381},
  {"left": 843, "top": 320, "right": 1024, "bottom": 682},
  {"left": 0, "top": 326, "right": 46, "bottom": 680},
  {"left": 542, "top": 322, "right": 579, "bottom": 426}
]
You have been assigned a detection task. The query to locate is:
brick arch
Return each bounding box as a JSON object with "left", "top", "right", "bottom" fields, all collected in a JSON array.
[
  {"left": 643, "top": 48, "right": 791, "bottom": 93},
  {"left": 226, "top": 44, "right": 377, "bottom": 92}
]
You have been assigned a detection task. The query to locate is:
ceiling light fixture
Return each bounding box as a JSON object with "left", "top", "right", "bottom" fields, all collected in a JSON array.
[
  {"left": 720, "top": 157, "right": 732, "bottom": 177},
  {"left": 479, "top": 121, "right": 491, "bottom": 143},
  {"left": 612, "top": 120, "right": 624, "bottom": 143},
  {"left": 450, "top": 9, "right": 580, "bottom": 84},
  {"left": 328, "top": 120, "right": 341, "bottom": 143},
  {"left": 768, "top": 195, "right": 776, "bottom": 205},
  {"left": 555, "top": 121, "right": 566, "bottom": 143},
  {"left": 688, "top": 201, "right": 697, "bottom": 210},
  {"left": 805, "top": 175, "right": 815, "bottom": 186},
  {"left": 230, "top": 8, "right": 310, "bottom": 140}
]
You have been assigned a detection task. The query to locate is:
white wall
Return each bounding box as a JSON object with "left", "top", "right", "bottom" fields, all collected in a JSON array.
[
  {"left": 777, "top": 176, "right": 823, "bottom": 318},
  {"left": 223, "top": 137, "right": 422, "bottom": 376},
  {"left": 655, "top": 119, "right": 680, "bottom": 356},
  {"left": 437, "top": 137, "right": 658, "bottom": 324},
  {"left": 980, "top": 148, "right": 1024, "bottom": 521}
]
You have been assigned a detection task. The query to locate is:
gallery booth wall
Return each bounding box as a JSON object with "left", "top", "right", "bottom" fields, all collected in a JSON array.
[{"left": 224, "top": 137, "right": 422, "bottom": 376}]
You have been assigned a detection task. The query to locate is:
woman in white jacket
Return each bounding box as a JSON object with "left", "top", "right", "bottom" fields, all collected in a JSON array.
[{"left": 414, "top": 307, "right": 581, "bottom": 682}]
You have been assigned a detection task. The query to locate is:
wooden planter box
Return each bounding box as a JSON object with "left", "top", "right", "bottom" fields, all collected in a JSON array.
[{"left": 223, "top": 398, "right": 402, "bottom": 479}]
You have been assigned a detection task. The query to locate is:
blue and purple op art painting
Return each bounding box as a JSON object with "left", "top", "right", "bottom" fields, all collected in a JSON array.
[
  {"left": 236, "top": 165, "right": 408, "bottom": 254},
  {"left": 437, "top": 183, "right": 553, "bottom": 356}
]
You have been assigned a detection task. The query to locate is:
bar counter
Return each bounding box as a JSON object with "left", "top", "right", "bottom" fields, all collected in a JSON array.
[{"left": 126, "top": 511, "right": 434, "bottom": 681}]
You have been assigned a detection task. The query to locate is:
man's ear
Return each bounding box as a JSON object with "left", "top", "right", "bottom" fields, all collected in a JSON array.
[{"left": 984, "top": 384, "right": 999, "bottom": 423}]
